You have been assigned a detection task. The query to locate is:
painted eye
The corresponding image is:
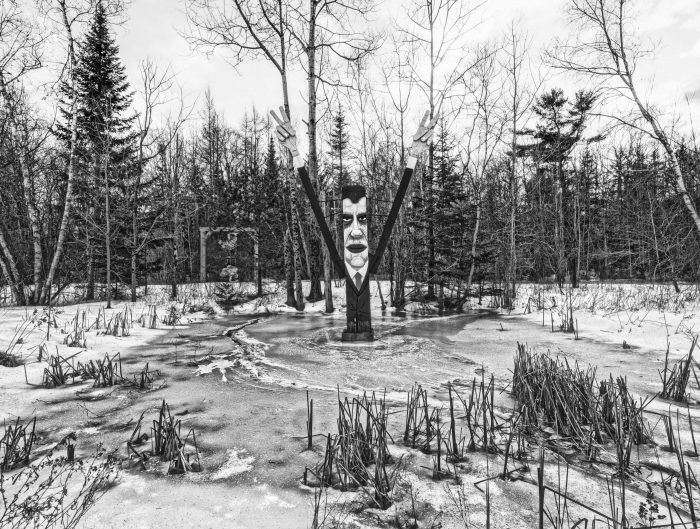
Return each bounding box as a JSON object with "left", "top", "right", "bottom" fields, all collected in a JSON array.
[
  {"left": 358, "top": 215, "right": 367, "bottom": 223},
  {"left": 342, "top": 215, "right": 353, "bottom": 224}
]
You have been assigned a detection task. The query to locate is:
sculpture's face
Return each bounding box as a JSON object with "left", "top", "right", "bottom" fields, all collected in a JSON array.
[{"left": 342, "top": 197, "right": 369, "bottom": 276}]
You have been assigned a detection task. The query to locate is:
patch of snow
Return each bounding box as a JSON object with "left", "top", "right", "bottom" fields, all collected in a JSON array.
[
  {"left": 210, "top": 449, "right": 255, "bottom": 479},
  {"left": 258, "top": 490, "right": 296, "bottom": 509},
  {"left": 194, "top": 357, "right": 237, "bottom": 382}
]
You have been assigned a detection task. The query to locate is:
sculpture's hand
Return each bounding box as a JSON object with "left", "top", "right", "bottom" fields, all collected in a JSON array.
[
  {"left": 409, "top": 110, "right": 438, "bottom": 157},
  {"left": 270, "top": 106, "right": 299, "bottom": 157}
]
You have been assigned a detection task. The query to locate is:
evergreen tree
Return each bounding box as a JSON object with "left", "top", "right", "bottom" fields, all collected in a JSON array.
[
  {"left": 517, "top": 88, "right": 598, "bottom": 286},
  {"left": 254, "top": 135, "right": 284, "bottom": 294},
  {"left": 56, "top": 0, "right": 136, "bottom": 303},
  {"left": 57, "top": 0, "right": 136, "bottom": 170},
  {"left": 432, "top": 118, "right": 466, "bottom": 292},
  {"left": 198, "top": 90, "right": 226, "bottom": 225},
  {"left": 328, "top": 105, "right": 350, "bottom": 261}
]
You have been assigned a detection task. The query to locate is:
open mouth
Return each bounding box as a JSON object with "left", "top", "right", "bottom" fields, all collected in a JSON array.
[{"left": 346, "top": 244, "right": 367, "bottom": 254}]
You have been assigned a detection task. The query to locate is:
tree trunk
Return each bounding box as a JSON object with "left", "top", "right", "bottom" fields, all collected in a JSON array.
[
  {"left": 466, "top": 199, "right": 482, "bottom": 297},
  {"left": 297, "top": 214, "right": 312, "bottom": 281},
  {"left": 86, "top": 240, "right": 95, "bottom": 301},
  {"left": 283, "top": 227, "right": 296, "bottom": 307},
  {"left": 0, "top": 79, "right": 43, "bottom": 304},
  {"left": 321, "top": 189, "right": 334, "bottom": 312},
  {"left": 289, "top": 181, "right": 305, "bottom": 311},
  {"left": 104, "top": 153, "right": 112, "bottom": 309},
  {"left": 171, "top": 154, "right": 182, "bottom": 300},
  {"left": 304, "top": 0, "right": 324, "bottom": 302},
  {"left": 624, "top": 76, "right": 700, "bottom": 237},
  {"left": 278, "top": 24, "right": 304, "bottom": 310},
  {"left": 0, "top": 229, "right": 25, "bottom": 305},
  {"left": 131, "top": 185, "right": 139, "bottom": 302},
  {"left": 43, "top": 1, "right": 78, "bottom": 304},
  {"left": 131, "top": 245, "right": 137, "bottom": 302},
  {"left": 426, "top": 12, "right": 436, "bottom": 300},
  {"left": 555, "top": 161, "right": 566, "bottom": 287}
]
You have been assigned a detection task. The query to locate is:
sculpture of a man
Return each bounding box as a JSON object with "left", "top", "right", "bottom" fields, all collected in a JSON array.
[
  {"left": 342, "top": 185, "right": 369, "bottom": 290},
  {"left": 271, "top": 108, "right": 436, "bottom": 341}
]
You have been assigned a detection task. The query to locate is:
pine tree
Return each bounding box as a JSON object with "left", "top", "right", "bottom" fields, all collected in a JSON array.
[
  {"left": 57, "top": 0, "right": 136, "bottom": 304},
  {"left": 60, "top": 0, "right": 136, "bottom": 170},
  {"left": 254, "top": 134, "right": 283, "bottom": 295},
  {"left": 328, "top": 105, "right": 350, "bottom": 264},
  {"left": 432, "top": 118, "right": 466, "bottom": 295},
  {"left": 517, "top": 88, "right": 598, "bottom": 286}
]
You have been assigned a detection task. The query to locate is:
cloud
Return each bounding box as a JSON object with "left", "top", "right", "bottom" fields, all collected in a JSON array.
[
  {"left": 688, "top": 37, "right": 700, "bottom": 58},
  {"left": 637, "top": 0, "right": 699, "bottom": 32}
]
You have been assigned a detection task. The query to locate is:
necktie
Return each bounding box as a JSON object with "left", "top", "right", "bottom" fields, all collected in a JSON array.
[{"left": 354, "top": 273, "right": 362, "bottom": 290}]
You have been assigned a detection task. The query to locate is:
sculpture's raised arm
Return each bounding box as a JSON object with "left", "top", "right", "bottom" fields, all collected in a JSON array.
[
  {"left": 272, "top": 106, "right": 435, "bottom": 342},
  {"left": 270, "top": 107, "right": 344, "bottom": 273},
  {"left": 369, "top": 110, "right": 437, "bottom": 274}
]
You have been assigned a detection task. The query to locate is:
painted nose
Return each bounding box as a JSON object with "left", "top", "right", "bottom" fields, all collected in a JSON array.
[{"left": 350, "top": 223, "right": 363, "bottom": 238}]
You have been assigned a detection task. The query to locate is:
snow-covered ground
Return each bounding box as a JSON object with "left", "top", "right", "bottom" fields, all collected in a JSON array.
[
  {"left": 512, "top": 282, "right": 699, "bottom": 359},
  {"left": 0, "top": 280, "right": 699, "bottom": 528}
]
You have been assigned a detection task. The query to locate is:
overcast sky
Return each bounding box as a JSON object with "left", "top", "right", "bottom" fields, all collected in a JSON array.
[{"left": 25, "top": 0, "right": 700, "bottom": 132}]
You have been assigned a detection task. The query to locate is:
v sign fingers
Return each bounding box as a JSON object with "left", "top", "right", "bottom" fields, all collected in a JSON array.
[
  {"left": 420, "top": 110, "right": 429, "bottom": 128},
  {"left": 409, "top": 109, "right": 436, "bottom": 157},
  {"left": 271, "top": 105, "right": 300, "bottom": 157},
  {"left": 278, "top": 106, "right": 290, "bottom": 124},
  {"left": 270, "top": 109, "right": 285, "bottom": 128}
]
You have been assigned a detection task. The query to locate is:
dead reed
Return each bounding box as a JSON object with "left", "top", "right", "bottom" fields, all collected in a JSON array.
[
  {"left": 1, "top": 321, "right": 34, "bottom": 366},
  {"left": 306, "top": 390, "right": 399, "bottom": 509},
  {"left": 150, "top": 400, "right": 201, "bottom": 474},
  {"left": 42, "top": 353, "right": 80, "bottom": 387},
  {"left": 41, "top": 351, "right": 153, "bottom": 390},
  {"left": 139, "top": 305, "right": 158, "bottom": 329},
  {"left": 0, "top": 417, "right": 36, "bottom": 471},
  {"left": 133, "top": 362, "right": 160, "bottom": 389},
  {"left": 512, "top": 343, "right": 651, "bottom": 460},
  {"left": 101, "top": 306, "right": 132, "bottom": 337},
  {"left": 659, "top": 336, "right": 698, "bottom": 403},
  {"left": 0, "top": 350, "right": 22, "bottom": 367},
  {"left": 161, "top": 305, "right": 182, "bottom": 326},
  {"left": 76, "top": 353, "right": 124, "bottom": 387},
  {"left": 63, "top": 311, "right": 88, "bottom": 348}
]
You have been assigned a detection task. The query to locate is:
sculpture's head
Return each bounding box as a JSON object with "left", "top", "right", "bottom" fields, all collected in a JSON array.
[{"left": 342, "top": 185, "right": 368, "bottom": 278}]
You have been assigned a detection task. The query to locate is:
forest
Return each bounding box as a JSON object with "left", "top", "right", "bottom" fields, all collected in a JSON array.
[
  {"left": 4, "top": 2, "right": 700, "bottom": 528},
  {"left": 0, "top": 0, "right": 699, "bottom": 311}
]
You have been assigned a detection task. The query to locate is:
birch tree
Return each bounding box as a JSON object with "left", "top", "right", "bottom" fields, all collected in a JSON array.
[
  {"left": 500, "top": 22, "right": 540, "bottom": 307},
  {"left": 460, "top": 43, "right": 506, "bottom": 301},
  {"left": 186, "top": 0, "right": 307, "bottom": 309},
  {"left": 397, "top": 0, "right": 484, "bottom": 299},
  {"left": 551, "top": 0, "right": 700, "bottom": 238},
  {"left": 0, "top": 0, "right": 43, "bottom": 304}
]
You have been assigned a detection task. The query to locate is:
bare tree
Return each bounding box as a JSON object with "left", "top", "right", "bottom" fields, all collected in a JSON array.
[
  {"left": 379, "top": 36, "right": 415, "bottom": 307},
  {"left": 129, "top": 59, "right": 187, "bottom": 302},
  {"left": 38, "top": 0, "right": 128, "bottom": 304},
  {"left": 286, "top": 0, "right": 380, "bottom": 303},
  {"left": 185, "top": 0, "right": 307, "bottom": 309},
  {"left": 397, "top": 0, "right": 484, "bottom": 299},
  {"left": 460, "top": 42, "right": 507, "bottom": 300},
  {"left": 0, "top": 0, "right": 43, "bottom": 304},
  {"left": 500, "top": 21, "right": 540, "bottom": 306},
  {"left": 41, "top": 0, "right": 81, "bottom": 304},
  {"left": 551, "top": 0, "right": 700, "bottom": 236}
]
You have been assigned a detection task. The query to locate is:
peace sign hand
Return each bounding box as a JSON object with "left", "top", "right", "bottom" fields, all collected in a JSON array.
[
  {"left": 270, "top": 106, "right": 299, "bottom": 157},
  {"left": 409, "top": 110, "right": 438, "bottom": 157}
]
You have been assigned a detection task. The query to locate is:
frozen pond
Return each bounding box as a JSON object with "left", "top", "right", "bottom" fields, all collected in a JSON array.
[{"left": 3, "top": 300, "right": 686, "bottom": 529}]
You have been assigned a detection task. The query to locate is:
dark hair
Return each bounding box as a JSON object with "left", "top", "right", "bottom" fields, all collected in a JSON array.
[{"left": 342, "top": 185, "right": 366, "bottom": 203}]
